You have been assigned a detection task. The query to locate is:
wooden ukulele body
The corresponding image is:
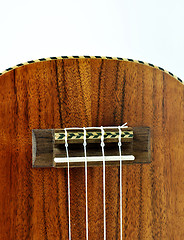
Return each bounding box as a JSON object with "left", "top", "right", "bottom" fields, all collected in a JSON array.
[{"left": 0, "top": 57, "right": 183, "bottom": 239}]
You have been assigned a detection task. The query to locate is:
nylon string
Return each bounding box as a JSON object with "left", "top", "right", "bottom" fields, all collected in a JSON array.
[
  {"left": 64, "top": 124, "right": 128, "bottom": 240},
  {"left": 83, "top": 127, "right": 89, "bottom": 240},
  {"left": 118, "top": 126, "right": 123, "bottom": 240},
  {"left": 101, "top": 126, "right": 106, "bottom": 240},
  {"left": 65, "top": 128, "right": 71, "bottom": 240}
]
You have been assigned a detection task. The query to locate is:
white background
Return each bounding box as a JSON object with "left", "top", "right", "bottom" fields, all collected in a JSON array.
[{"left": 0, "top": 0, "right": 184, "bottom": 80}]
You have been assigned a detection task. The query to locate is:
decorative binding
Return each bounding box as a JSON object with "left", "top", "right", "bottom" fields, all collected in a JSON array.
[{"left": 0, "top": 56, "right": 183, "bottom": 84}]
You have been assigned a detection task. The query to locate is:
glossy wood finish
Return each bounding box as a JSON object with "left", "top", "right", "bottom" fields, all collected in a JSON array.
[{"left": 0, "top": 58, "right": 183, "bottom": 239}]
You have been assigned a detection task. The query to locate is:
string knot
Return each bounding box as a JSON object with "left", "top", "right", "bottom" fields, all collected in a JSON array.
[
  {"left": 100, "top": 126, "right": 105, "bottom": 148},
  {"left": 101, "top": 142, "right": 105, "bottom": 148},
  {"left": 83, "top": 127, "right": 87, "bottom": 147}
]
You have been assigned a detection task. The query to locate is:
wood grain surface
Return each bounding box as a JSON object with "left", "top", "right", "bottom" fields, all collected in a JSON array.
[{"left": 0, "top": 58, "right": 183, "bottom": 240}]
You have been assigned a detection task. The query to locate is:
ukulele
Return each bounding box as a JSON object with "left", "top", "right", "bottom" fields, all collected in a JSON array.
[{"left": 0, "top": 56, "right": 183, "bottom": 240}]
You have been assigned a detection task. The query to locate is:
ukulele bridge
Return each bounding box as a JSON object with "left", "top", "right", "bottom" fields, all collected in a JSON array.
[{"left": 32, "top": 126, "right": 151, "bottom": 168}]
